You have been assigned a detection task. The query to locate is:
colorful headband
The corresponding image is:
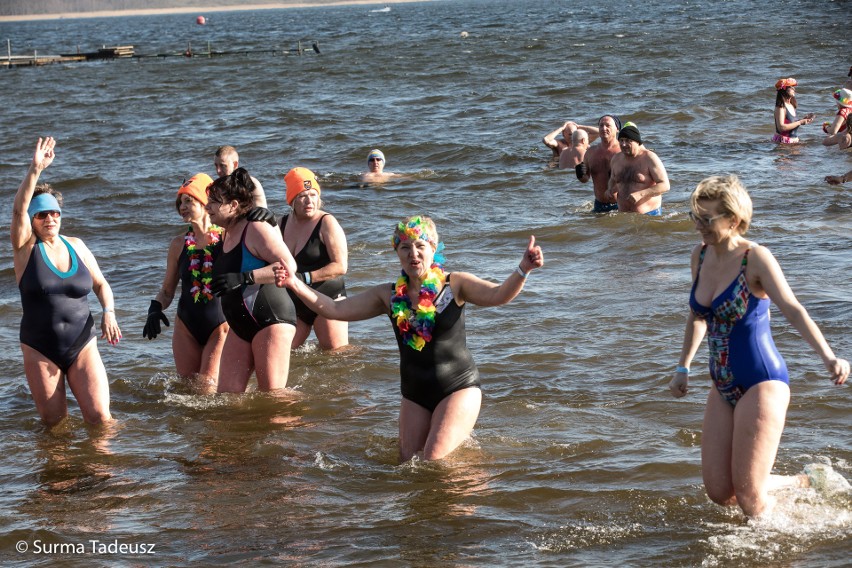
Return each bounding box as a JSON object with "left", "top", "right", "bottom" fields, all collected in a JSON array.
[
  {"left": 775, "top": 77, "right": 797, "bottom": 90},
  {"left": 391, "top": 216, "right": 445, "bottom": 261},
  {"left": 28, "top": 193, "right": 61, "bottom": 217}
]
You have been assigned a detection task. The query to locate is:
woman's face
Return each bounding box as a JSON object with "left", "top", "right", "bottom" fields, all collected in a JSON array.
[
  {"left": 690, "top": 199, "right": 736, "bottom": 244},
  {"left": 395, "top": 238, "right": 435, "bottom": 280},
  {"left": 31, "top": 209, "right": 61, "bottom": 240},
  {"left": 179, "top": 194, "right": 207, "bottom": 223},
  {"left": 205, "top": 194, "right": 235, "bottom": 226},
  {"left": 292, "top": 189, "right": 320, "bottom": 219}
]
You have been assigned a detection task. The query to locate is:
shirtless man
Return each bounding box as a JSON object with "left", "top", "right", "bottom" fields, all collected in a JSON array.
[
  {"left": 575, "top": 115, "right": 622, "bottom": 213},
  {"left": 605, "top": 122, "right": 670, "bottom": 215},
  {"left": 213, "top": 145, "right": 267, "bottom": 207},
  {"left": 559, "top": 129, "right": 589, "bottom": 170},
  {"left": 361, "top": 149, "right": 398, "bottom": 183},
  {"left": 542, "top": 121, "right": 575, "bottom": 159}
]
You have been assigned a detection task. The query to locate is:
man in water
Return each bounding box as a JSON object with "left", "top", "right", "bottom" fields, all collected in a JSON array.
[
  {"left": 361, "top": 149, "right": 398, "bottom": 183},
  {"left": 213, "top": 145, "right": 267, "bottom": 207},
  {"left": 542, "top": 121, "right": 575, "bottom": 159},
  {"left": 605, "top": 122, "right": 670, "bottom": 215},
  {"left": 575, "top": 115, "right": 622, "bottom": 213}
]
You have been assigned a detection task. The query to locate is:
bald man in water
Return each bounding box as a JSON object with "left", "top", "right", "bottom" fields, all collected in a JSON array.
[{"left": 213, "top": 145, "right": 267, "bottom": 207}]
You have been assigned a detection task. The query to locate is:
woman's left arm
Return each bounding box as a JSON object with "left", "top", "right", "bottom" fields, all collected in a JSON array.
[
  {"left": 455, "top": 236, "right": 544, "bottom": 307},
  {"left": 72, "top": 238, "right": 121, "bottom": 345},
  {"left": 246, "top": 220, "right": 297, "bottom": 284},
  {"left": 752, "top": 246, "right": 848, "bottom": 384}
]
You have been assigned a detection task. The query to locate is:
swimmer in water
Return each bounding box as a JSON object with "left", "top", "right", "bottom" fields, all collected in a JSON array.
[
  {"left": 11, "top": 137, "right": 122, "bottom": 428},
  {"left": 274, "top": 215, "right": 544, "bottom": 462}
]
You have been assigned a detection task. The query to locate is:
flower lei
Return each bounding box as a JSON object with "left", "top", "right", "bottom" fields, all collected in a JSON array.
[
  {"left": 391, "top": 262, "right": 446, "bottom": 351},
  {"left": 185, "top": 225, "right": 223, "bottom": 303}
]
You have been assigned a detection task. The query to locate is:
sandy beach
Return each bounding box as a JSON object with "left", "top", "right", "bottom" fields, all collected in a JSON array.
[{"left": 0, "top": 0, "right": 437, "bottom": 22}]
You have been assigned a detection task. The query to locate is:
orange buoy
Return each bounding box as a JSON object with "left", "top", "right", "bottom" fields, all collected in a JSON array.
[{"left": 196, "top": 16, "right": 206, "bottom": 25}]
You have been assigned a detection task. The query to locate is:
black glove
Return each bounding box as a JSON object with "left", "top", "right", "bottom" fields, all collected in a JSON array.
[
  {"left": 575, "top": 162, "right": 588, "bottom": 181},
  {"left": 212, "top": 271, "right": 255, "bottom": 297},
  {"left": 142, "top": 300, "right": 169, "bottom": 339},
  {"left": 247, "top": 207, "right": 277, "bottom": 226}
]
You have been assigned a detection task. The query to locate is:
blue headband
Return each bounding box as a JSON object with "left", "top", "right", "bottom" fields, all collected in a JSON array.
[{"left": 27, "top": 193, "right": 61, "bottom": 217}]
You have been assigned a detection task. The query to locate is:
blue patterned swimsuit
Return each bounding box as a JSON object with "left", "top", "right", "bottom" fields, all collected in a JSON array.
[{"left": 689, "top": 246, "right": 789, "bottom": 406}]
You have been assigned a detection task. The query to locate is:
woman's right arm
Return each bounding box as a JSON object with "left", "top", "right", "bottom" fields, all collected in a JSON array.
[
  {"left": 276, "top": 261, "right": 387, "bottom": 321},
  {"left": 11, "top": 137, "right": 55, "bottom": 253},
  {"left": 669, "top": 244, "right": 708, "bottom": 397},
  {"left": 154, "top": 235, "right": 184, "bottom": 311}
]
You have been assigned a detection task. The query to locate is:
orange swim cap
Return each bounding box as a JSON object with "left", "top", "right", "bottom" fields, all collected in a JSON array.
[
  {"left": 177, "top": 173, "right": 214, "bottom": 206},
  {"left": 285, "top": 167, "right": 321, "bottom": 205}
]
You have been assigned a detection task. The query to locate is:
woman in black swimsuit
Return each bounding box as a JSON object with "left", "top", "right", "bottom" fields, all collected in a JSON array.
[
  {"left": 142, "top": 174, "right": 229, "bottom": 392},
  {"left": 207, "top": 168, "right": 300, "bottom": 393},
  {"left": 274, "top": 215, "right": 543, "bottom": 462},
  {"left": 279, "top": 167, "right": 349, "bottom": 350},
  {"left": 11, "top": 137, "right": 122, "bottom": 428}
]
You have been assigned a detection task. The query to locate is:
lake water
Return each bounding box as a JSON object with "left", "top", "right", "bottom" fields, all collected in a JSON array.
[{"left": 0, "top": 0, "right": 850, "bottom": 565}]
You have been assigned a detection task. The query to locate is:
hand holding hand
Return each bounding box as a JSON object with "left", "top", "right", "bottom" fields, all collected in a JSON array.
[
  {"left": 142, "top": 300, "right": 169, "bottom": 339},
  {"left": 273, "top": 258, "right": 296, "bottom": 288},
  {"left": 32, "top": 137, "right": 56, "bottom": 172},
  {"left": 519, "top": 236, "right": 544, "bottom": 274}
]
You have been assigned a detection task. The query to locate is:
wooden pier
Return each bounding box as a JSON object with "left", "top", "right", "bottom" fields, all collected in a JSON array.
[{"left": 2, "top": 40, "right": 320, "bottom": 67}]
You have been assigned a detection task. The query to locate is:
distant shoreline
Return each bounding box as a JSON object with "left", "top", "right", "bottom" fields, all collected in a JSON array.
[{"left": 0, "top": 1, "right": 436, "bottom": 22}]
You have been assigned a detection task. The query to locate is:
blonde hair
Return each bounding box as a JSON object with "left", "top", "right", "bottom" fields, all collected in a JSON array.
[{"left": 690, "top": 175, "right": 753, "bottom": 234}]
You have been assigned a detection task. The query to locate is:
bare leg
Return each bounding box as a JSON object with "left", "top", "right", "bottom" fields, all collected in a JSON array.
[
  {"left": 422, "top": 387, "right": 481, "bottom": 461},
  {"left": 399, "top": 398, "right": 432, "bottom": 462},
  {"left": 22, "top": 344, "right": 68, "bottom": 428},
  {"left": 196, "top": 323, "right": 228, "bottom": 393},
  {"left": 291, "top": 318, "right": 312, "bottom": 349},
  {"left": 702, "top": 387, "right": 737, "bottom": 507},
  {"left": 252, "top": 323, "right": 295, "bottom": 391},
  {"left": 172, "top": 318, "right": 203, "bottom": 377},
  {"left": 216, "top": 333, "right": 254, "bottom": 393},
  {"left": 313, "top": 315, "right": 348, "bottom": 351},
  {"left": 65, "top": 340, "right": 112, "bottom": 425},
  {"left": 729, "top": 380, "right": 790, "bottom": 517}
]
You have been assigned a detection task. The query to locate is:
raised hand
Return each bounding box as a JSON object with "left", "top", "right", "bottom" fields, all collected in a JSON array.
[
  {"left": 32, "top": 137, "right": 56, "bottom": 172},
  {"left": 519, "top": 235, "right": 544, "bottom": 273}
]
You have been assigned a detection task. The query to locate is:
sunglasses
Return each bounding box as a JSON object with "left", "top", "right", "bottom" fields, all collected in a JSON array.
[
  {"left": 34, "top": 210, "right": 61, "bottom": 220},
  {"left": 688, "top": 211, "right": 726, "bottom": 226}
]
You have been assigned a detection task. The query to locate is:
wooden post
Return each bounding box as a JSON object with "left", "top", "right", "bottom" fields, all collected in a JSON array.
[
  {"left": 207, "top": 40, "right": 211, "bottom": 58},
  {"left": 7, "top": 39, "right": 10, "bottom": 66},
  {"left": 298, "top": 40, "right": 303, "bottom": 56}
]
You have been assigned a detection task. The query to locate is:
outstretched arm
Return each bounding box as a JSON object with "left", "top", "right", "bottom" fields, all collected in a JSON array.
[
  {"left": 751, "top": 246, "right": 849, "bottom": 384},
  {"left": 11, "top": 137, "right": 56, "bottom": 252},
  {"left": 454, "top": 236, "right": 544, "bottom": 307},
  {"left": 275, "top": 260, "right": 388, "bottom": 322}
]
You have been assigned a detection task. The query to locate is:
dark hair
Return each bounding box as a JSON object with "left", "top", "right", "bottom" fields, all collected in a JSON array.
[
  {"left": 775, "top": 87, "right": 797, "bottom": 109},
  {"left": 208, "top": 168, "right": 255, "bottom": 217},
  {"left": 33, "top": 183, "right": 63, "bottom": 208}
]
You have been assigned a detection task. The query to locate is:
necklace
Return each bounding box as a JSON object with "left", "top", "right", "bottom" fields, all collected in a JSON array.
[
  {"left": 185, "top": 225, "right": 223, "bottom": 303},
  {"left": 390, "top": 263, "right": 446, "bottom": 351}
]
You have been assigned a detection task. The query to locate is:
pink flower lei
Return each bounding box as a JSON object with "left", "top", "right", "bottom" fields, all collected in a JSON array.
[{"left": 185, "top": 225, "right": 223, "bottom": 303}]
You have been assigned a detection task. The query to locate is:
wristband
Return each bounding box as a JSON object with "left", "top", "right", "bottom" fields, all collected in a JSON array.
[
  {"left": 103, "top": 307, "right": 114, "bottom": 313},
  {"left": 242, "top": 270, "right": 255, "bottom": 286},
  {"left": 516, "top": 265, "right": 528, "bottom": 279},
  {"left": 675, "top": 365, "right": 689, "bottom": 375},
  {"left": 304, "top": 271, "right": 312, "bottom": 285}
]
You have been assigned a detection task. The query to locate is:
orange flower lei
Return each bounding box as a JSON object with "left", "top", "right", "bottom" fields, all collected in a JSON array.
[{"left": 185, "top": 225, "right": 223, "bottom": 303}]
